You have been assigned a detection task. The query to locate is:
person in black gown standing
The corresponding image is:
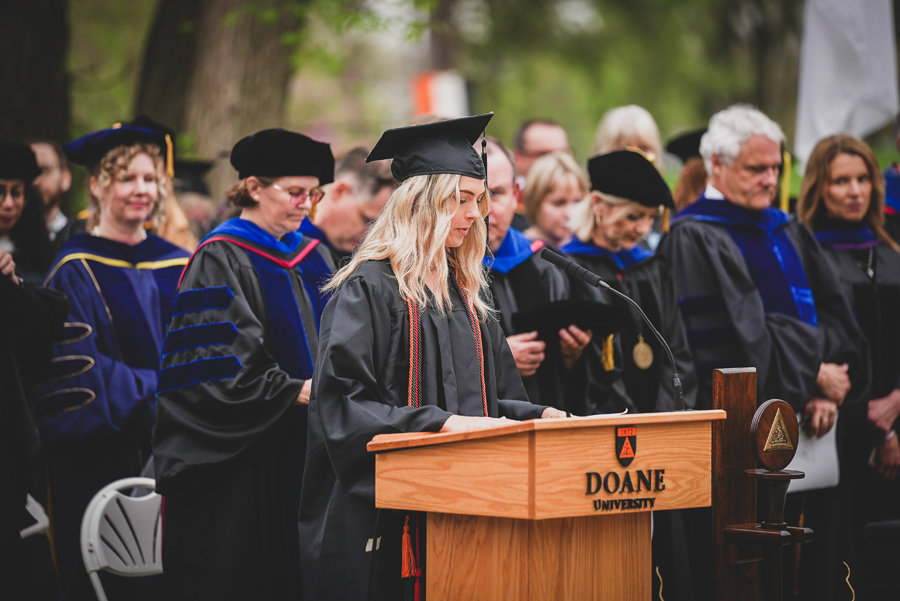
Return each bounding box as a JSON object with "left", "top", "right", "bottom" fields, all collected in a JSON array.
[{"left": 299, "top": 114, "right": 566, "bottom": 601}]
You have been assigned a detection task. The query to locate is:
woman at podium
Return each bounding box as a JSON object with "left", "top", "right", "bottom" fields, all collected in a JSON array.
[{"left": 299, "top": 114, "right": 565, "bottom": 600}]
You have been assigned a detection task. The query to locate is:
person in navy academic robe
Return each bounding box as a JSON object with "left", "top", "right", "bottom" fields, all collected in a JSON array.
[
  {"left": 659, "top": 106, "right": 869, "bottom": 600},
  {"left": 299, "top": 114, "right": 565, "bottom": 601},
  {"left": 153, "top": 129, "right": 336, "bottom": 601},
  {"left": 797, "top": 135, "right": 900, "bottom": 600},
  {"left": 34, "top": 126, "right": 190, "bottom": 601},
  {"left": 482, "top": 137, "right": 612, "bottom": 414}
]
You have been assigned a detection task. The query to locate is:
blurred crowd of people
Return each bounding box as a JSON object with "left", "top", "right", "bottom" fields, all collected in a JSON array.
[{"left": 2, "top": 102, "right": 898, "bottom": 601}]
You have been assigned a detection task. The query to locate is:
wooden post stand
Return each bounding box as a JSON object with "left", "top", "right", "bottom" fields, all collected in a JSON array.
[{"left": 369, "top": 411, "right": 725, "bottom": 600}]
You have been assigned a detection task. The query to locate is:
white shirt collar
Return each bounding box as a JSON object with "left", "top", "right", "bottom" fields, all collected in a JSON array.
[{"left": 704, "top": 183, "right": 725, "bottom": 200}]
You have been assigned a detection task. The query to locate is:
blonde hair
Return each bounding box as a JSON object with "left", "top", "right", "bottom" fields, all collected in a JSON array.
[
  {"left": 87, "top": 143, "right": 168, "bottom": 230},
  {"left": 570, "top": 191, "right": 646, "bottom": 242},
  {"left": 522, "top": 151, "right": 589, "bottom": 224},
  {"left": 593, "top": 105, "right": 662, "bottom": 161},
  {"left": 325, "top": 173, "right": 494, "bottom": 319}
]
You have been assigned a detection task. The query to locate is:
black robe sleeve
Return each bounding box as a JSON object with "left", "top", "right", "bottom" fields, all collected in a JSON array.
[
  {"left": 311, "top": 275, "right": 455, "bottom": 502},
  {"left": 153, "top": 242, "right": 304, "bottom": 488},
  {"left": 659, "top": 221, "right": 823, "bottom": 411}
]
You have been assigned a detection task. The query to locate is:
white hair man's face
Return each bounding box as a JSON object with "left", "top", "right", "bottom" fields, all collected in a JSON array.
[{"left": 711, "top": 135, "right": 782, "bottom": 210}]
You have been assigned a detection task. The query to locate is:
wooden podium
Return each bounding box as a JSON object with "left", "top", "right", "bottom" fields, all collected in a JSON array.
[{"left": 368, "top": 410, "right": 726, "bottom": 600}]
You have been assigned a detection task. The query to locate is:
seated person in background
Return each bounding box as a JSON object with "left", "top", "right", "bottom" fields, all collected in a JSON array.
[
  {"left": 521, "top": 150, "right": 589, "bottom": 248},
  {"left": 483, "top": 137, "right": 609, "bottom": 415},
  {"left": 659, "top": 105, "right": 869, "bottom": 599},
  {"left": 299, "top": 114, "right": 565, "bottom": 601},
  {"left": 36, "top": 125, "right": 190, "bottom": 601},
  {"left": 0, "top": 143, "right": 55, "bottom": 284},
  {"left": 563, "top": 150, "right": 697, "bottom": 413},
  {"left": 797, "top": 134, "right": 899, "bottom": 600},
  {"left": 301, "top": 146, "right": 396, "bottom": 265}
]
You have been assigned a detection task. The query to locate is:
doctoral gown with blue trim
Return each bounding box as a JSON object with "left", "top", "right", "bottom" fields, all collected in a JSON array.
[
  {"left": 153, "top": 218, "right": 334, "bottom": 601},
  {"left": 35, "top": 232, "right": 189, "bottom": 601}
]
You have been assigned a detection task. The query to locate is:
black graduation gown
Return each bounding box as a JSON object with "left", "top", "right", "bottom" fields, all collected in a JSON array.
[
  {"left": 659, "top": 214, "right": 869, "bottom": 601},
  {"left": 816, "top": 229, "right": 900, "bottom": 599},
  {"left": 299, "top": 260, "right": 547, "bottom": 601},
  {"left": 563, "top": 247, "right": 699, "bottom": 413},
  {"left": 154, "top": 220, "right": 334, "bottom": 601},
  {"left": 487, "top": 240, "right": 613, "bottom": 415},
  {"left": 658, "top": 219, "right": 868, "bottom": 411},
  {"left": 0, "top": 277, "right": 67, "bottom": 601}
]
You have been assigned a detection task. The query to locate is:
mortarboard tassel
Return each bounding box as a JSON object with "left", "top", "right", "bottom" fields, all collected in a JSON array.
[
  {"left": 401, "top": 514, "right": 416, "bottom": 578},
  {"left": 165, "top": 134, "right": 175, "bottom": 178},
  {"left": 780, "top": 149, "right": 791, "bottom": 213},
  {"left": 602, "top": 334, "right": 615, "bottom": 371},
  {"left": 661, "top": 207, "right": 670, "bottom": 233}
]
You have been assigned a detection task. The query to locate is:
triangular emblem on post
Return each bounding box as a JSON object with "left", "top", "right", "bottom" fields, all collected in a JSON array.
[
  {"left": 619, "top": 437, "right": 635, "bottom": 459},
  {"left": 763, "top": 407, "right": 794, "bottom": 452}
]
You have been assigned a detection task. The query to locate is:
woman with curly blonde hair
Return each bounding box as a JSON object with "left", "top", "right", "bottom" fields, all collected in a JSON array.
[
  {"left": 36, "top": 126, "right": 189, "bottom": 600},
  {"left": 300, "top": 114, "right": 564, "bottom": 601}
]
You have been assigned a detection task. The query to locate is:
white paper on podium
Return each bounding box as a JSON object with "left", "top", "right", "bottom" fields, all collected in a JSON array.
[{"left": 786, "top": 412, "right": 840, "bottom": 493}]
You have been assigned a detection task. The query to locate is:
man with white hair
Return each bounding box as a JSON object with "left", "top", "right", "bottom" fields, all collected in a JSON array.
[{"left": 658, "top": 105, "right": 868, "bottom": 597}]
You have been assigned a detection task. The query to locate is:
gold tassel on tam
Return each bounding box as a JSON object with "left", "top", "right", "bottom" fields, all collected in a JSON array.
[
  {"left": 401, "top": 515, "right": 416, "bottom": 578},
  {"left": 661, "top": 207, "right": 670, "bottom": 233},
  {"left": 602, "top": 334, "right": 615, "bottom": 371},
  {"left": 165, "top": 134, "right": 175, "bottom": 178},
  {"left": 780, "top": 149, "right": 792, "bottom": 213}
]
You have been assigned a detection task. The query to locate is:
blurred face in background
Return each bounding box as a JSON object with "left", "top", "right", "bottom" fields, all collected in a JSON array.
[
  {"left": 534, "top": 182, "right": 582, "bottom": 247},
  {"left": 515, "top": 124, "right": 569, "bottom": 177},
  {"left": 823, "top": 152, "right": 871, "bottom": 222},
  {"left": 30, "top": 142, "right": 71, "bottom": 211},
  {"left": 0, "top": 178, "right": 26, "bottom": 236},
  {"left": 711, "top": 135, "right": 781, "bottom": 210},
  {"left": 487, "top": 150, "right": 518, "bottom": 251},
  {"left": 611, "top": 135, "right": 657, "bottom": 163},
  {"left": 592, "top": 195, "right": 658, "bottom": 251}
]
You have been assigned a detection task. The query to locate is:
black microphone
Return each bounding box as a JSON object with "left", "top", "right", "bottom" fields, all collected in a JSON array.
[{"left": 539, "top": 247, "right": 685, "bottom": 411}]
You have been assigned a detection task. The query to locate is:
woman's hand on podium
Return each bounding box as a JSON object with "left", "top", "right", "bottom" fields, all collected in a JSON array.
[
  {"left": 541, "top": 407, "right": 567, "bottom": 419},
  {"left": 440, "top": 415, "right": 514, "bottom": 432}
]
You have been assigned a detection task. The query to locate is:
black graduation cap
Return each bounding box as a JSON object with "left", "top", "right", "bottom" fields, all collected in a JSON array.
[
  {"left": 0, "top": 142, "right": 41, "bottom": 183},
  {"left": 587, "top": 149, "right": 674, "bottom": 209},
  {"left": 665, "top": 129, "right": 706, "bottom": 163},
  {"left": 230, "top": 129, "right": 334, "bottom": 185},
  {"left": 366, "top": 113, "right": 493, "bottom": 182},
  {"left": 64, "top": 126, "right": 169, "bottom": 171},
  {"left": 173, "top": 159, "right": 214, "bottom": 196},
  {"left": 512, "top": 299, "right": 623, "bottom": 346}
]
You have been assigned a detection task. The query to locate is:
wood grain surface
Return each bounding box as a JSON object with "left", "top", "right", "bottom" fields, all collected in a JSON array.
[{"left": 426, "top": 512, "right": 651, "bottom": 601}]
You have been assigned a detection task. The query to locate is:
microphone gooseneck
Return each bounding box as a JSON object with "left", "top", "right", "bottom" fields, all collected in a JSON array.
[{"left": 538, "top": 247, "right": 685, "bottom": 411}]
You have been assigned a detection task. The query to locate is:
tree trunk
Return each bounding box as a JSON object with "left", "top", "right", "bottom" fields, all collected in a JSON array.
[
  {"left": 135, "top": 0, "right": 299, "bottom": 202},
  {"left": 0, "top": 0, "right": 70, "bottom": 143}
]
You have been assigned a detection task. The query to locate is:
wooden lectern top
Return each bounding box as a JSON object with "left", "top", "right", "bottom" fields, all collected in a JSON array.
[{"left": 370, "top": 410, "right": 725, "bottom": 520}]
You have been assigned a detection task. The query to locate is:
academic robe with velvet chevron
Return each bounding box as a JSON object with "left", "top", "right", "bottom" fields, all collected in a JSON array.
[
  {"left": 36, "top": 233, "right": 189, "bottom": 601},
  {"left": 153, "top": 219, "right": 334, "bottom": 601},
  {"left": 299, "top": 260, "right": 547, "bottom": 601}
]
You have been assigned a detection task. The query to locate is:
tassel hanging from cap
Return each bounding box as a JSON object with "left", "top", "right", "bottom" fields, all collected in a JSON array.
[
  {"left": 165, "top": 134, "right": 175, "bottom": 178},
  {"left": 602, "top": 334, "right": 615, "bottom": 371},
  {"left": 661, "top": 207, "right": 670, "bottom": 233},
  {"left": 780, "top": 149, "right": 792, "bottom": 213},
  {"left": 401, "top": 514, "right": 417, "bottom": 578}
]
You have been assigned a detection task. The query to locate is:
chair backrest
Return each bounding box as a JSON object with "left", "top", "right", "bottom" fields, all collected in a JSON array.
[{"left": 80, "top": 477, "right": 163, "bottom": 578}]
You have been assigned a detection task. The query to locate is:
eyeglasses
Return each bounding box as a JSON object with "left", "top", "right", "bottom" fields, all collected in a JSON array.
[
  {"left": 0, "top": 184, "right": 26, "bottom": 204},
  {"left": 272, "top": 183, "right": 324, "bottom": 204}
]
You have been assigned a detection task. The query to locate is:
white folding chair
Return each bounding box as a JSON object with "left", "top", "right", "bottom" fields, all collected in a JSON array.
[{"left": 80, "top": 477, "right": 162, "bottom": 601}]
